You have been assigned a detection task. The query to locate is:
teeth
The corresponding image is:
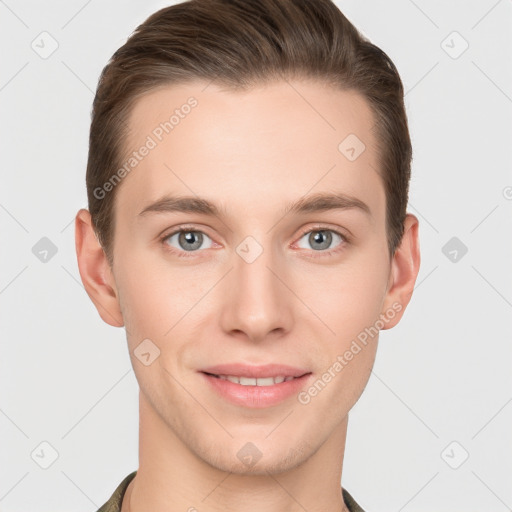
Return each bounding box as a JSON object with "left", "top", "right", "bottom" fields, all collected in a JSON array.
[{"left": 214, "top": 374, "right": 297, "bottom": 386}]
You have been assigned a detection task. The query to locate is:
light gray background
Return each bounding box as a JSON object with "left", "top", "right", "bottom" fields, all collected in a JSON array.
[{"left": 1, "top": 1, "right": 511, "bottom": 511}]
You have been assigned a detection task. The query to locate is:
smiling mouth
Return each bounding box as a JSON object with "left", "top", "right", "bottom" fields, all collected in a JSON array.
[{"left": 202, "top": 371, "right": 310, "bottom": 386}]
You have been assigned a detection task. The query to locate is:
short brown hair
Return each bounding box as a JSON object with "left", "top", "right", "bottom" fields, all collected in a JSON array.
[{"left": 86, "top": 0, "right": 412, "bottom": 264}]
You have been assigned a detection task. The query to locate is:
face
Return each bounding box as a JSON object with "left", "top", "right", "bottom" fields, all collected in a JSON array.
[{"left": 79, "top": 78, "right": 418, "bottom": 475}]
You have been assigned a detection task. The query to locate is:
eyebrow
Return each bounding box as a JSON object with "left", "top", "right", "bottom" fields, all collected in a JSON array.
[{"left": 138, "top": 192, "right": 371, "bottom": 218}]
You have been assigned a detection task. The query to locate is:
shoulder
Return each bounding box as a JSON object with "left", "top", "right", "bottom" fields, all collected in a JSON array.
[
  {"left": 342, "top": 487, "right": 368, "bottom": 512},
  {"left": 96, "top": 471, "right": 137, "bottom": 512}
]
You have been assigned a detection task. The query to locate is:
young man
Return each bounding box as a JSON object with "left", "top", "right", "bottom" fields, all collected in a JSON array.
[{"left": 75, "top": 0, "right": 420, "bottom": 511}]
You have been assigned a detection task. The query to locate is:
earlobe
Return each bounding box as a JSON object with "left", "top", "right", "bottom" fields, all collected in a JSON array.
[
  {"left": 75, "top": 208, "right": 124, "bottom": 328},
  {"left": 380, "top": 213, "right": 421, "bottom": 330}
]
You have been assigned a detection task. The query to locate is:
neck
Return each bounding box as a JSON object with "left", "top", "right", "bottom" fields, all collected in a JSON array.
[{"left": 124, "top": 391, "right": 350, "bottom": 512}]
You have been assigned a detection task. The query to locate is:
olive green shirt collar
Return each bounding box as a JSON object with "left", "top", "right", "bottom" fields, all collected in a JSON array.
[{"left": 96, "top": 471, "right": 367, "bottom": 512}]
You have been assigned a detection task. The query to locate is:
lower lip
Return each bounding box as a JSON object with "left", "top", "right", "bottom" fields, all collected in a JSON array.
[{"left": 200, "top": 372, "right": 312, "bottom": 408}]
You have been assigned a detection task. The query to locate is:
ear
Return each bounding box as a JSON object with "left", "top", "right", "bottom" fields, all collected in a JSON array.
[
  {"left": 75, "top": 208, "right": 124, "bottom": 327},
  {"left": 380, "top": 213, "right": 420, "bottom": 329}
]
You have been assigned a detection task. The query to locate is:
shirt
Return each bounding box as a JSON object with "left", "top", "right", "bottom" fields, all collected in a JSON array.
[{"left": 96, "top": 471, "right": 367, "bottom": 512}]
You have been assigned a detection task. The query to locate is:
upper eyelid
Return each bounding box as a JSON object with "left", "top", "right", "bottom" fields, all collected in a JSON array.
[
  {"left": 162, "top": 225, "right": 213, "bottom": 241},
  {"left": 298, "top": 225, "right": 348, "bottom": 238},
  {"left": 162, "top": 224, "right": 346, "bottom": 236}
]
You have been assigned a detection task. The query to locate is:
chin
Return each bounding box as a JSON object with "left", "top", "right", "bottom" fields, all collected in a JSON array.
[{"left": 193, "top": 434, "right": 312, "bottom": 476}]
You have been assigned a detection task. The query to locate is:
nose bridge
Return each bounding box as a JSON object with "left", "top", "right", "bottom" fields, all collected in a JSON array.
[{"left": 220, "top": 234, "right": 292, "bottom": 341}]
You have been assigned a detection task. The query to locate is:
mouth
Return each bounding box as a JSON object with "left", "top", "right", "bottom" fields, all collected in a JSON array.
[
  {"left": 201, "top": 371, "right": 310, "bottom": 386},
  {"left": 198, "top": 365, "right": 313, "bottom": 408}
]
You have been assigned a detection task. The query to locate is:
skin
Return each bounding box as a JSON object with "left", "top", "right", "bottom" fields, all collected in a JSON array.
[{"left": 75, "top": 79, "right": 420, "bottom": 512}]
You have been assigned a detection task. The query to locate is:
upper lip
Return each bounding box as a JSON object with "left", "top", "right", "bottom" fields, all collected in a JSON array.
[{"left": 199, "top": 363, "right": 311, "bottom": 378}]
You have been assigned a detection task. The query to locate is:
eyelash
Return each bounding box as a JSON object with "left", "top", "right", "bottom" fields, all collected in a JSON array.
[{"left": 159, "top": 224, "right": 349, "bottom": 259}]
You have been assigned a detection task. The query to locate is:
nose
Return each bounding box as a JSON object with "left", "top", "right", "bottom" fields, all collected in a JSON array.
[{"left": 218, "top": 238, "right": 294, "bottom": 343}]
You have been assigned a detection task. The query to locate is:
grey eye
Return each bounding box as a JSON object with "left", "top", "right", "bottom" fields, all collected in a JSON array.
[
  {"left": 296, "top": 230, "right": 343, "bottom": 251},
  {"left": 165, "top": 230, "right": 213, "bottom": 252}
]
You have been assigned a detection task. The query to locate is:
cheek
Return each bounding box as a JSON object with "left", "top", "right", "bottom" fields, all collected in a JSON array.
[
  {"left": 114, "top": 249, "right": 214, "bottom": 347},
  {"left": 296, "top": 255, "right": 389, "bottom": 342},
  {"left": 298, "top": 263, "right": 386, "bottom": 411},
  {"left": 114, "top": 254, "right": 173, "bottom": 342}
]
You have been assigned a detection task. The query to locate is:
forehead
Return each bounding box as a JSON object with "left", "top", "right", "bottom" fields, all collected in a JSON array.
[{"left": 116, "top": 79, "right": 384, "bottom": 221}]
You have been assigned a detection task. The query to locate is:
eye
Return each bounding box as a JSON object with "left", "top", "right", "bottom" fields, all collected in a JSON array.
[
  {"left": 159, "top": 225, "right": 348, "bottom": 259},
  {"left": 295, "top": 228, "right": 346, "bottom": 255},
  {"left": 161, "top": 228, "right": 214, "bottom": 256}
]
